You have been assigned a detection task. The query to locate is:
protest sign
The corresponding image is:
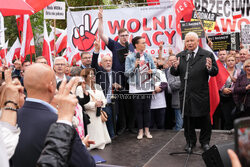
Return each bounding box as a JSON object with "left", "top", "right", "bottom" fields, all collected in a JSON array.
[
  {"left": 180, "top": 21, "right": 205, "bottom": 39},
  {"left": 191, "top": 11, "right": 217, "bottom": 30},
  {"left": 208, "top": 34, "right": 231, "bottom": 51},
  {"left": 44, "top": 1, "right": 65, "bottom": 20},
  {"left": 241, "top": 24, "right": 250, "bottom": 45},
  {"left": 67, "top": 4, "right": 177, "bottom": 56},
  {"left": 193, "top": 0, "right": 250, "bottom": 33},
  {"left": 0, "top": 13, "right": 5, "bottom": 48}
]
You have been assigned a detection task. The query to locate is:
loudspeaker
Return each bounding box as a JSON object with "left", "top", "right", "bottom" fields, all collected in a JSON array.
[{"left": 202, "top": 142, "right": 234, "bottom": 167}]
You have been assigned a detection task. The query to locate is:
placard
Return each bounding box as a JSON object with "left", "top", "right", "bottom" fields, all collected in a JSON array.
[
  {"left": 241, "top": 25, "right": 250, "bottom": 45},
  {"left": 191, "top": 11, "right": 217, "bottom": 30},
  {"left": 0, "top": 12, "right": 5, "bottom": 48},
  {"left": 208, "top": 34, "right": 231, "bottom": 51},
  {"left": 44, "top": 1, "right": 65, "bottom": 20},
  {"left": 180, "top": 21, "right": 205, "bottom": 39}
]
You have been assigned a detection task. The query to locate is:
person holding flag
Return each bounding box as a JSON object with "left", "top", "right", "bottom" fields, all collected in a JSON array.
[{"left": 170, "top": 32, "right": 218, "bottom": 152}]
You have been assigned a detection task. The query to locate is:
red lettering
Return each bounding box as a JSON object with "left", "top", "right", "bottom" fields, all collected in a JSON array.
[
  {"left": 153, "top": 16, "right": 166, "bottom": 30},
  {"left": 152, "top": 31, "right": 164, "bottom": 45},
  {"left": 127, "top": 19, "right": 141, "bottom": 33},
  {"left": 141, "top": 33, "right": 151, "bottom": 46},
  {"left": 129, "top": 34, "right": 133, "bottom": 43},
  {"left": 168, "top": 15, "right": 173, "bottom": 29},
  {"left": 143, "top": 18, "right": 151, "bottom": 31},
  {"left": 164, "top": 30, "right": 176, "bottom": 44},
  {"left": 237, "top": 18, "right": 250, "bottom": 30},
  {"left": 107, "top": 20, "right": 125, "bottom": 34},
  {"left": 101, "top": 40, "right": 106, "bottom": 50},
  {"left": 220, "top": 18, "right": 237, "bottom": 32},
  {"left": 114, "top": 36, "right": 119, "bottom": 42},
  {"left": 151, "top": 50, "right": 155, "bottom": 54}
]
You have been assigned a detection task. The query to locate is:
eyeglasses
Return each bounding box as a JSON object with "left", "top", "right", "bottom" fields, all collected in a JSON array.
[
  {"left": 55, "top": 63, "right": 66, "bottom": 66},
  {"left": 120, "top": 34, "right": 129, "bottom": 38},
  {"left": 82, "top": 57, "right": 91, "bottom": 60}
]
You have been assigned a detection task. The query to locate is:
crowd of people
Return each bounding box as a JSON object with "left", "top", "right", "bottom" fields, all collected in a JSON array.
[{"left": 0, "top": 8, "right": 249, "bottom": 167}]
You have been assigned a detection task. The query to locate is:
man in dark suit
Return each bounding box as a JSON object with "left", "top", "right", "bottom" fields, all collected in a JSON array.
[
  {"left": 80, "top": 52, "right": 92, "bottom": 69},
  {"left": 170, "top": 32, "right": 218, "bottom": 152},
  {"left": 91, "top": 38, "right": 121, "bottom": 138},
  {"left": 11, "top": 63, "right": 95, "bottom": 167}
]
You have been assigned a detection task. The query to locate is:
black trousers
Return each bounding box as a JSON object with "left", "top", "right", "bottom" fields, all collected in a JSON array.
[
  {"left": 133, "top": 93, "right": 152, "bottom": 129},
  {"left": 116, "top": 92, "right": 135, "bottom": 130},
  {"left": 220, "top": 96, "right": 235, "bottom": 130},
  {"left": 184, "top": 114, "right": 212, "bottom": 146}
]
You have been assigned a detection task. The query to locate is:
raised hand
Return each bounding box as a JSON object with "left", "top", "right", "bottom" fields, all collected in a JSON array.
[
  {"left": 72, "top": 14, "right": 98, "bottom": 51},
  {"left": 173, "top": 57, "right": 180, "bottom": 69},
  {"left": 94, "top": 35, "right": 101, "bottom": 53},
  {"left": 57, "top": 78, "right": 79, "bottom": 123},
  {"left": 206, "top": 57, "right": 212, "bottom": 70},
  {"left": 81, "top": 135, "right": 95, "bottom": 148}
]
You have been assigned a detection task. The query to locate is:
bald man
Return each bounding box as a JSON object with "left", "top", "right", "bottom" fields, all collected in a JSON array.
[
  {"left": 11, "top": 64, "right": 95, "bottom": 167},
  {"left": 236, "top": 48, "right": 249, "bottom": 74},
  {"left": 171, "top": 32, "right": 218, "bottom": 152}
]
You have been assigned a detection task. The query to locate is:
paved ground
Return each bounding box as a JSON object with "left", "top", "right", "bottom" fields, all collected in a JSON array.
[{"left": 90, "top": 129, "right": 234, "bottom": 167}]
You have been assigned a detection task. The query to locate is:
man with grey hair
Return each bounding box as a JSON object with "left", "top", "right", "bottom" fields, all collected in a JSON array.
[
  {"left": 53, "top": 57, "right": 71, "bottom": 84},
  {"left": 171, "top": 32, "right": 218, "bottom": 152},
  {"left": 91, "top": 40, "right": 121, "bottom": 139}
]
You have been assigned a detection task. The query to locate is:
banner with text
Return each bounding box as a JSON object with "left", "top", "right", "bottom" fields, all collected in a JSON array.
[
  {"left": 67, "top": 4, "right": 177, "bottom": 57},
  {"left": 193, "top": 0, "right": 250, "bottom": 33},
  {"left": 208, "top": 34, "right": 231, "bottom": 51}
]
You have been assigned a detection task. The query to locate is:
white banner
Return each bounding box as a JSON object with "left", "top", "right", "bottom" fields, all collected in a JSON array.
[
  {"left": 0, "top": 12, "right": 5, "bottom": 48},
  {"left": 67, "top": 4, "right": 178, "bottom": 57},
  {"left": 193, "top": 0, "right": 250, "bottom": 33},
  {"left": 44, "top": 1, "right": 65, "bottom": 20}
]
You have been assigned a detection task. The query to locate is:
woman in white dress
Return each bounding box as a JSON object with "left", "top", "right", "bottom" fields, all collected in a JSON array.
[{"left": 81, "top": 68, "right": 111, "bottom": 150}]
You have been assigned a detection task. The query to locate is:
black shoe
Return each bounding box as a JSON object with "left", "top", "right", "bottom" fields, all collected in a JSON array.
[
  {"left": 202, "top": 144, "right": 210, "bottom": 152},
  {"left": 117, "top": 128, "right": 125, "bottom": 135},
  {"left": 129, "top": 128, "right": 137, "bottom": 134},
  {"left": 184, "top": 143, "right": 195, "bottom": 152}
]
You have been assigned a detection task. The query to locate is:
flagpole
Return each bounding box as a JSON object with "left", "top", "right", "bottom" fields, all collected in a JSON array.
[
  {"left": 54, "top": 19, "right": 56, "bottom": 57},
  {"left": 193, "top": 7, "right": 210, "bottom": 42}
]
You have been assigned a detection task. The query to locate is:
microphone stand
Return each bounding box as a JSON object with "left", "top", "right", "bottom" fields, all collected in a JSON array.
[{"left": 169, "top": 55, "right": 201, "bottom": 167}]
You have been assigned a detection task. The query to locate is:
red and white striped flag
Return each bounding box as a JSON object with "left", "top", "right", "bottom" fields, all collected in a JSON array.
[
  {"left": 49, "top": 26, "right": 65, "bottom": 54},
  {"left": 42, "top": 20, "right": 53, "bottom": 67},
  {"left": 18, "top": 15, "right": 35, "bottom": 62},
  {"left": 200, "top": 38, "right": 229, "bottom": 123},
  {"left": 0, "top": 40, "right": 9, "bottom": 59},
  {"left": 68, "top": 47, "right": 81, "bottom": 66},
  {"left": 6, "top": 38, "right": 21, "bottom": 65},
  {"left": 55, "top": 29, "right": 67, "bottom": 54}
]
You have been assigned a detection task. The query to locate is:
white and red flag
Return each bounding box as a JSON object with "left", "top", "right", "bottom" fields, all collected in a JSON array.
[
  {"left": 6, "top": 38, "right": 21, "bottom": 65},
  {"left": 55, "top": 29, "right": 67, "bottom": 54},
  {"left": 42, "top": 20, "right": 53, "bottom": 67},
  {"left": 0, "top": 40, "right": 9, "bottom": 59},
  {"left": 49, "top": 26, "right": 65, "bottom": 54},
  {"left": 17, "top": 15, "right": 35, "bottom": 61},
  {"left": 200, "top": 38, "right": 229, "bottom": 123}
]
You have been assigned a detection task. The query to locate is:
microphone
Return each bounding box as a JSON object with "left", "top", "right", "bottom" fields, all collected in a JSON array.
[
  {"left": 125, "top": 41, "right": 129, "bottom": 53},
  {"left": 186, "top": 50, "right": 192, "bottom": 62},
  {"left": 136, "top": 52, "right": 140, "bottom": 68}
]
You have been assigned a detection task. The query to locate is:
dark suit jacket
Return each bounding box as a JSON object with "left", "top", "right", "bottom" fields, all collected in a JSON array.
[
  {"left": 91, "top": 52, "right": 118, "bottom": 97},
  {"left": 170, "top": 47, "right": 218, "bottom": 117},
  {"left": 11, "top": 101, "right": 95, "bottom": 167}
]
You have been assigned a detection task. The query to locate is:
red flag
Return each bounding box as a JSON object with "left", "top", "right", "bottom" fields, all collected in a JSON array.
[
  {"left": 49, "top": 26, "right": 64, "bottom": 54},
  {"left": 42, "top": 20, "right": 53, "bottom": 67},
  {"left": 55, "top": 29, "right": 67, "bottom": 54},
  {"left": 200, "top": 38, "right": 229, "bottom": 124},
  {"left": 19, "top": 15, "right": 35, "bottom": 62},
  {"left": 175, "top": 0, "right": 194, "bottom": 35},
  {"left": 0, "top": 40, "right": 8, "bottom": 59}
]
